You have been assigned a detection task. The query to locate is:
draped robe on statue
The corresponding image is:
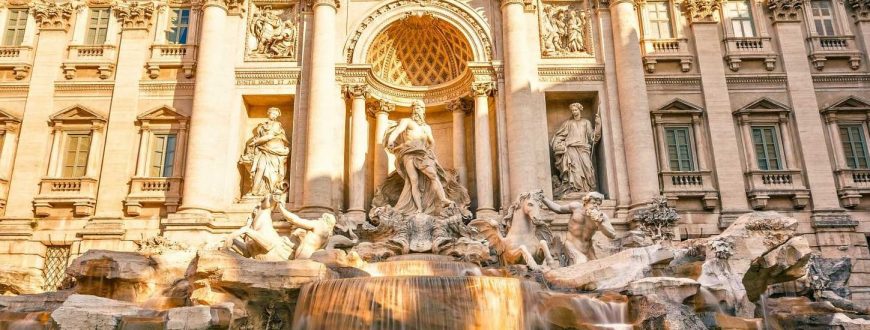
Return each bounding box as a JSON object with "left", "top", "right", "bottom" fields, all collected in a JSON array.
[
  {"left": 551, "top": 118, "right": 600, "bottom": 195},
  {"left": 244, "top": 121, "right": 290, "bottom": 196},
  {"left": 373, "top": 122, "right": 470, "bottom": 216}
]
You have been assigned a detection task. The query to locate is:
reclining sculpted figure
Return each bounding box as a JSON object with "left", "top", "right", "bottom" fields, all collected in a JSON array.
[
  {"left": 540, "top": 191, "right": 616, "bottom": 264},
  {"left": 224, "top": 194, "right": 295, "bottom": 261}
]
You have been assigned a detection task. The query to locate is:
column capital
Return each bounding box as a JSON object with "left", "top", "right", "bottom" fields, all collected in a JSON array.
[
  {"left": 447, "top": 99, "right": 472, "bottom": 114},
  {"left": 767, "top": 0, "right": 803, "bottom": 23},
  {"left": 848, "top": 0, "right": 870, "bottom": 21},
  {"left": 342, "top": 84, "right": 369, "bottom": 99},
  {"left": 471, "top": 81, "right": 497, "bottom": 97},
  {"left": 609, "top": 0, "right": 638, "bottom": 9},
  {"left": 367, "top": 99, "right": 395, "bottom": 117},
  {"left": 113, "top": 1, "right": 155, "bottom": 30},
  {"left": 307, "top": 0, "right": 341, "bottom": 10},
  {"left": 198, "top": 0, "right": 245, "bottom": 15},
  {"left": 499, "top": 0, "right": 536, "bottom": 11},
  {"left": 682, "top": 0, "right": 722, "bottom": 24},
  {"left": 30, "top": 1, "right": 75, "bottom": 31}
]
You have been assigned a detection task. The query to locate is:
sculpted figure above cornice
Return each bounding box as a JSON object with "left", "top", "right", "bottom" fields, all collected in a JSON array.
[
  {"left": 113, "top": 1, "right": 156, "bottom": 29},
  {"left": 30, "top": 1, "right": 76, "bottom": 31},
  {"left": 682, "top": 0, "right": 722, "bottom": 23},
  {"left": 767, "top": 0, "right": 803, "bottom": 22},
  {"left": 849, "top": 0, "right": 870, "bottom": 20}
]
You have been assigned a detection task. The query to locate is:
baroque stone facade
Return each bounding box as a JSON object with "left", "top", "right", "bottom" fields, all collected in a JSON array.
[{"left": 1, "top": 0, "right": 870, "bottom": 303}]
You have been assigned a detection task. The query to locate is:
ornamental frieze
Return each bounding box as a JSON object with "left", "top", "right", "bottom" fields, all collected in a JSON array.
[
  {"left": 539, "top": 0, "right": 594, "bottom": 58},
  {"left": 246, "top": 2, "right": 298, "bottom": 61}
]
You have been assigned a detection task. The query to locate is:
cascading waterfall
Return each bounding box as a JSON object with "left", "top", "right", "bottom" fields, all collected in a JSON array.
[{"left": 291, "top": 259, "right": 633, "bottom": 330}]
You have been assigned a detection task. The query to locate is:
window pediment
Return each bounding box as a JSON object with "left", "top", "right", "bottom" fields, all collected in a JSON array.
[
  {"left": 823, "top": 96, "right": 870, "bottom": 113},
  {"left": 653, "top": 98, "right": 704, "bottom": 114},
  {"left": 735, "top": 97, "right": 791, "bottom": 114},
  {"left": 49, "top": 105, "right": 106, "bottom": 126},
  {"left": 0, "top": 109, "right": 21, "bottom": 124},
  {"left": 137, "top": 105, "right": 188, "bottom": 124}
]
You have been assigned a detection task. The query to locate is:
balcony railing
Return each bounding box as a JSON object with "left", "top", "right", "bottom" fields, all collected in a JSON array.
[
  {"left": 63, "top": 45, "right": 117, "bottom": 80},
  {"left": 660, "top": 170, "right": 718, "bottom": 210},
  {"left": 124, "top": 177, "right": 183, "bottom": 216},
  {"left": 0, "top": 46, "right": 33, "bottom": 80},
  {"left": 147, "top": 44, "right": 197, "bottom": 79},
  {"left": 723, "top": 37, "right": 776, "bottom": 71},
  {"left": 640, "top": 38, "right": 693, "bottom": 73},
  {"left": 807, "top": 35, "right": 861, "bottom": 70},
  {"left": 33, "top": 177, "right": 98, "bottom": 217},
  {"left": 745, "top": 169, "right": 809, "bottom": 210},
  {"left": 835, "top": 169, "right": 870, "bottom": 208}
]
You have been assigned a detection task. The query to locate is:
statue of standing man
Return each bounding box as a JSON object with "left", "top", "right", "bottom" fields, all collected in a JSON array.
[
  {"left": 240, "top": 107, "right": 290, "bottom": 196},
  {"left": 383, "top": 100, "right": 457, "bottom": 215},
  {"left": 551, "top": 103, "right": 601, "bottom": 198}
]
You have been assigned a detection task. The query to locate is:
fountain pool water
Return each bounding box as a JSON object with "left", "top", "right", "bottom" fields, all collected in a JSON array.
[{"left": 291, "top": 259, "right": 634, "bottom": 330}]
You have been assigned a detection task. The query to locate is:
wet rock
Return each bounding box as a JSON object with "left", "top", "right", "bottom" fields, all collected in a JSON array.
[
  {"left": 0, "top": 291, "right": 73, "bottom": 313},
  {"left": 66, "top": 249, "right": 195, "bottom": 307},
  {"left": 766, "top": 296, "right": 870, "bottom": 330},
  {"left": 630, "top": 294, "right": 706, "bottom": 330},
  {"left": 50, "top": 294, "right": 145, "bottom": 329},
  {"left": 544, "top": 244, "right": 674, "bottom": 291},
  {"left": 697, "top": 212, "right": 809, "bottom": 317},
  {"left": 188, "top": 250, "right": 334, "bottom": 328},
  {"left": 0, "top": 265, "right": 44, "bottom": 295},
  {"left": 165, "top": 305, "right": 232, "bottom": 330},
  {"left": 625, "top": 277, "right": 699, "bottom": 305},
  {"left": 528, "top": 291, "right": 632, "bottom": 329}
]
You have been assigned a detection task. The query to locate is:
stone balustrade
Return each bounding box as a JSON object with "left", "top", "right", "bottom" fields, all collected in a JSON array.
[
  {"left": 124, "top": 177, "right": 183, "bottom": 216},
  {"left": 723, "top": 36, "right": 777, "bottom": 71},
  {"left": 807, "top": 35, "right": 862, "bottom": 70},
  {"left": 745, "top": 169, "right": 810, "bottom": 210},
  {"left": 33, "top": 177, "right": 98, "bottom": 217},
  {"left": 0, "top": 46, "right": 32, "bottom": 80},
  {"left": 62, "top": 45, "right": 118, "bottom": 80},
  {"left": 640, "top": 38, "right": 693, "bottom": 73},
  {"left": 146, "top": 44, "right": 197, "bottom": 79},
  {"left": 660, "top": 170, "right": 718, "bottom": 210},
  {"left": 835, "top": 169, "right": 870, "bottom": 208}
]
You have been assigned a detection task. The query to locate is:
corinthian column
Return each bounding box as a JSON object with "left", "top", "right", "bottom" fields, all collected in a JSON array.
[
  {"left": 300, "top": 0, "right": 342, "bottom": 215},
  {"left": 501, "top": 0, "right": 549, "bottom": 199},
  {"left": 609, "top": 0, "right": 660, "bottom": 207},
  {"left": 372, "top": 100, "right": 395, "bottom": 189},
  {"left": 472, "top": 82, "right": 497, "bottom": 217},
  {"left": 447, "top": 99, "right": 469, "bottom": 187},
  {"left": 177, "top": 0, "right": 234, "bottom": 214},
  {"left": 344, "top": 84, "right": 368, "bottom": 224}
]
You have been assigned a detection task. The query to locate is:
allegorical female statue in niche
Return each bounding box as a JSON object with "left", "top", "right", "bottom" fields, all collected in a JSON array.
[
  {"left": 551, "top": 103, "right": 601, "bottom": 198},
  {"left": 240, "top": 107, "right": 290, "bottom": 196}
]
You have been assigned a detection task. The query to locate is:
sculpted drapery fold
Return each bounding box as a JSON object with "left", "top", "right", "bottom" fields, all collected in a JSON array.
[{"left": 551, "top": 103, "right": 601, "bottom": 197}]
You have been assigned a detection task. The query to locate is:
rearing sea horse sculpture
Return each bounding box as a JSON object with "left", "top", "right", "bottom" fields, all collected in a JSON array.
[{"left": 470, "top": 191, "right": 558, "bottom": 270}]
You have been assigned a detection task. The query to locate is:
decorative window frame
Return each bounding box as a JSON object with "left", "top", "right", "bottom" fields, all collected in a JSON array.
[
  {"left": 63, "top": 1, "right": 120, "bottom": 80},
  {"left": 636, "top": 0, "right": 693, "bottom": 73},
  {"left": 0, "top": 4, "right": 36, "bottom": 79},
  {"left": 651, "top": 99, "right": 718, "bottom": 209},
  {"left": 124, "top": 105, "right": 188, "bottom": 216},
  {"left": 0, "top": 109, "right": 20, "bottom": 214},
  {"left": 821, "top": 96, "right": 870, "bottom": 208},
  {"left": 801, "top": 0, "right": 861, "bottom": 70},
  {"left": 719, "top": 0, "right": 777, "bottom": 71},
  {"left": 146, "top": 2, "right": 199, "bottom": 79},
  {"left": 34, "top": 105, "right": 106, "bottom": 217},
  {"left": 733, "top": 98, "right": 809, "bottom": 210}
]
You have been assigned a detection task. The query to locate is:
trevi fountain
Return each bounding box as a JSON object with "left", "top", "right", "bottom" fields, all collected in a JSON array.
[{"left": 0, "top": 100, "right": 865, "bottom": 329}]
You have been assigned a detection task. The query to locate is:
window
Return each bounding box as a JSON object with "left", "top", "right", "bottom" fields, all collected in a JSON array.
[
  {"left": 840, "top": 124, "right": 869, "bottom": 169},
  {"left": 665, "top": 127, "right": 695, "bottom": 171},
  {"left": 751, "top": 126, "right": 783, "bottom": 170},
  {"left": 725, "top": 0, "right": 755, "bottom": 38},
  {"left": 85, "top": 8, "right": 111, "bottom": 44},
  {"left": 150, "top": 134, "right": 177, "bottom": 177},
  {"left": 3, "top": 9, "right": 27, "bottom": 46},
  {"left": 42, "top": 245, "right": 71, "bottom": 291},
  {"left": 811, "top": 0, "right": 836, "bottom": 36},
  {"left": 166, "top": 8, "right": 190, "bottom": 44},
  {"left": 62, "top": 134, "right": 91, "bottom": 177},
  {"left": 645, "top": 1, "right": 672, "bottom": 39}
]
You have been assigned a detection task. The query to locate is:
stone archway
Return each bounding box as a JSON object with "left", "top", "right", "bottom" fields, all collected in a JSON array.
[{"left": 343, "top": 0, "right": 495, "bottom": 106}]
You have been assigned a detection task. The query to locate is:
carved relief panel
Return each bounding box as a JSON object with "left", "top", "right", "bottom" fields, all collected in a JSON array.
[
  {"left": 538, "top": 0, "right": 594, "bottom": 58},
  {"left": 246, "top": 1, "right": 298, "bottom": 61}
]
